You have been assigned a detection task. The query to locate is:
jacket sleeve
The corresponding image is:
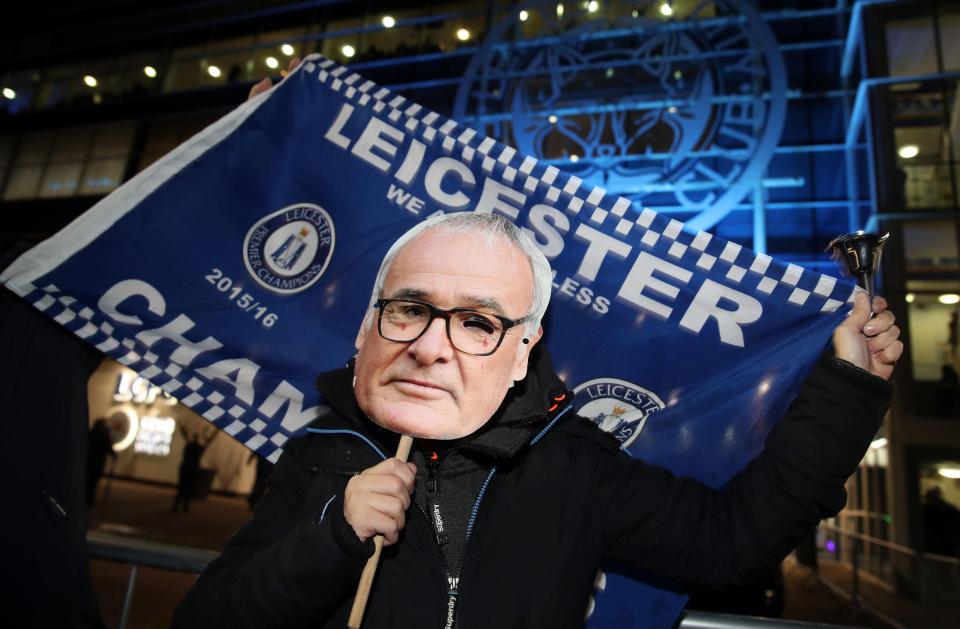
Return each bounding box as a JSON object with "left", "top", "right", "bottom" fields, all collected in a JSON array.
[
  {"left": 597, "top": 355, "right": 891, "bottom": 588},
  {"left": 173, "top": 441, "right": 374, "bottom": 628}
]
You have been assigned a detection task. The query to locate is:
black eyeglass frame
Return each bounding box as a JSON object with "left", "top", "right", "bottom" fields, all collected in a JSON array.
[{"left": 373, "top": 298, "right": 528, "bottom": 356}]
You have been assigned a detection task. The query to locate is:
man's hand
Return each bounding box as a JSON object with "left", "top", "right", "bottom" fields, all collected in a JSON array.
[
  {"left": 248, "top": 57, "right": 301, "bottom": 100},
  {"left": 833, "top": 292, "right": 903, "bottom": 381},
  {"left": 344, "top": 458, "right": 416, "bottom": 546}
]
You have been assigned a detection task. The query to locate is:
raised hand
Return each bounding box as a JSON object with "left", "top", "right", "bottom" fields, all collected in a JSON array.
[
  {"left": 832, "top": 292, "right": 903, "bottom": 381},
  {"left": 344, "top": 457, "right": 416, "bottom": 546},
  {"left": 248, "top": 56, "right": 301, "bottom": 101}
]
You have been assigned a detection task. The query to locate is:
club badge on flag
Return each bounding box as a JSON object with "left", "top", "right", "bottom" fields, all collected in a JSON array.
[{"left": 1, "top": 53, "right": 857, "bottom": 627}]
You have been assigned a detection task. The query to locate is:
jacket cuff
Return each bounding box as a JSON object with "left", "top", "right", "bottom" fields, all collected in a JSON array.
[
  {"left": 821, "top": 353, "right": 893, "bottom": 400},
  {"left": 326, "top": 496, "right": 375, "bottom": 561}
]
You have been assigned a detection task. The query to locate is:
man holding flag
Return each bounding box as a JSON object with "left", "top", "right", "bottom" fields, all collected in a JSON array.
[{"left": 174, "top": 211, "right": 901, "bottom": 628}]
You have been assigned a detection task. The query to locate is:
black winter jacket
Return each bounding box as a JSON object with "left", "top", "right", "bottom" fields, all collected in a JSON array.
[{"left": 174, "top": 346, "right": 891, "bottom": 629}]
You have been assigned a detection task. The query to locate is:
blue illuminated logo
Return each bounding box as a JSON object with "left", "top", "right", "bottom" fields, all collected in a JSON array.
[
  {"left": 243, "top": 203, "right": 335, "bottom": 295},
  {"left": 454, "top": 0, "right": 787, "bottom": 231},
  {"left": 573, "top": 377, "right": 664, "bottom": 449}
]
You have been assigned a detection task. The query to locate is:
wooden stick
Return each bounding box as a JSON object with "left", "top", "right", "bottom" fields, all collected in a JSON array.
[{"left": 347, "top": 434, "right": 414, "bottom": 629}]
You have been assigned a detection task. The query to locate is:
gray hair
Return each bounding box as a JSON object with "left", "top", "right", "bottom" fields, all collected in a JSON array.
[{"left": 367, "top": 212, "right": 552, "bottom": 334}]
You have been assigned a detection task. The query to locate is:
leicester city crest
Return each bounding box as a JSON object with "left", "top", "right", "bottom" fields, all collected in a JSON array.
[
  {"left": 573, "top": 378, "right": 664, "bottom": 449},
  {"left": 454, "top": 0, "right": 787, "bottom": 232},
  {"left": 243, "top": 203, "right": 335, "bottom": 295}
]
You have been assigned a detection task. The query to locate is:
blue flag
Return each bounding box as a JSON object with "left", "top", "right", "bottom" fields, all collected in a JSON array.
[{"left": 1, "top": 54, "right": 856, "bottom": 627}]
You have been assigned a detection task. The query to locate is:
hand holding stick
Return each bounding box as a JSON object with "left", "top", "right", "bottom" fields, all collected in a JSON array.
[{"left": 347, "top": 434, "right": 414, "bottom": 629}]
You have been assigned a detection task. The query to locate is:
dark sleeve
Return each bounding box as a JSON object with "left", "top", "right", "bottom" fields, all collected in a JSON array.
[
  {"left": 599, "top": 355, "right": 892, "bottom": 588},
  {"left": 173, "top": 442, "right": 374, "bottom": 629}
]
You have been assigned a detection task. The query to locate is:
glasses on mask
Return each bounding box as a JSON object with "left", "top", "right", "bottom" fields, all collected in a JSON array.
[{"left": 374, "top": 298, "right": 528, "bottom": 356}]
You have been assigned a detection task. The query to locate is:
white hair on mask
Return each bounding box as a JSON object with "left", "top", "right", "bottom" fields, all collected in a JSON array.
[{"left": 367, "top": 212, "right": 552, "bottom": 335}]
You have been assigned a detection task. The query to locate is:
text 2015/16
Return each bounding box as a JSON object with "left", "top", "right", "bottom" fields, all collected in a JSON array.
[{"left": 205, "top": 268, "right": 278, "bottom": 328}]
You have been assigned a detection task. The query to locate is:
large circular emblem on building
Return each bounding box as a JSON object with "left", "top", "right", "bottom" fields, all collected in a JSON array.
[
  {"left": 243, "top": 203, "right": 335, "bottom": 295},
  {"left": 573, "top": 377, "right": 664, "bottom": 449},
  {"left": 454, "top": 0, "right": 787, "bottom": 232}
]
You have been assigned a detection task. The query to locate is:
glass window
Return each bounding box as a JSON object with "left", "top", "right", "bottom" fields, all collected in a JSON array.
[
  {"left": 80, "top": 158, "right": 126, "bottom": 195},
  {"left": 321, "top": 16, "right": 365, "bottom": 63},
  {"left": 51, "top": 128, "right": 93, "bottom": 161},
  {"left": 255, "top": 26, "right": 311, "bottom": 64},
  {"left": 39, "top": 162, "right": 83, "bottom": 198},
  {"left": 894, "top": 126, "right": 954, "bottom": 209},
  {"left": 138, "top": 115, "right": 217, "bottom": 171},
  {"left": 164, "top": 43, "right": 206, "bottom": 93},
  {"left": 939, "top": 8, "right": 960, "bottom": 72},
  {"left": 91, "top": 123, "right": 134, "bottom": 158},
  {"left": 362, "top": 9, "right": 426, "bottom": 60},
  {"left": 3, "top": 165, "right": 43, "bottom": 200},
  {"left": 16, "top": 133, "right": 52, "bottom": 165},
  {"left": 885, "top": 16, "right": 938, "bottom": 77}
]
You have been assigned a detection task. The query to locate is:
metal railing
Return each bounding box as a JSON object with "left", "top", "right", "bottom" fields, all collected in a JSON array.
[
  {"left": 816, "top": 523, "right": 960, "bottom": 629},
  {"left": 87, "top": 532, "right": 843, "bottom": 629}
]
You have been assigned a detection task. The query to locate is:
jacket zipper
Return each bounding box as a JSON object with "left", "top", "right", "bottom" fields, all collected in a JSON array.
[
  {"left": 307, "top": 426, "right": 453, "bottom": 620},
  {"left": 451, "top": 403, "right": 574, "bottom": 627}
]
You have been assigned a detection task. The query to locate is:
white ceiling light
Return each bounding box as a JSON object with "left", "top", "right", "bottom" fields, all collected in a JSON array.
[
  {"left": 342, "top": 44, "right": 356, "bottom": 58},
  {"left": 939, "top": 293, "right": 960, "bottom": 305},
  {"left": 382, "top": 16, "right": 396, "bottom": 28},
  {"left": 519, "top": 10, "right": 529, "bottom": 21},
  {"left": 548, "top": 114, "right": 558, "bottom": 124},
  {"left": 939, "top": 467, "right": 960, "bottom": 479},
  {"left": 207, "top": 65, "right": 222, "bottom": 78},
  {"left": 898, "top": 144, "right": 920, "bottom": 159},
  {"left": 83, "top": 75, "right": 98, "bottom": 87},
  {"left": 2, "top": 87, "right": 15, "bottom": 99},
  {"left": 660, "top": 2, "right": 674, "bottom": 16},
  {"left": 280, "top": 43, "right": 295, "bottom": 56},
  {"left": 905, "top": 293, "right": 915, "bottom": 303},
  {"left": 557, "top": 4, "right": 565, "bottom": 17},
  {"left": 588, "top": 1, "right": 599, "bottom": 12},
  {"left": 265, "top": 56, "right": 279, "bottom": 69},
  {"left": 456, "top": 28, "right": 471, "bottom": 41},
  {"left": 569, "top": 154, "right": 579, "bottom": 162},
  {"left": 143, "top": 66, "right": 157, "bottom": 78}
]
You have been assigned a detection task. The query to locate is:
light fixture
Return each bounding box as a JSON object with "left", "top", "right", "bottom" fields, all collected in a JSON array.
[
  {"left": 869, "top": 437, "right": 888, "bottom": 450},
  {"left": 939, "top": 467, "right": 960, "bottom": 479},
  {"left": 2, "top": 87, "right": 14, "bottom": 99},
  {"left": 143, "top": 66, "right": 157, "bottom": 78},
  {"left": 519, "top": 10, "right": 529, "bottom": 21},
  {"left": 632, "top": 10, "right": 639, "bottom": 17},
  {"left": 898, "top": 144, "right": 920, "bottom": 159},
  {"left": 569, "top": 154, "right": 579, "bottom": 162},
  {"left": 83, "top": 75, "right": 98, "bottom": 88},
  {"left": 557, "top": 4, "right": 565, "bottom": 17},
  {"left": 456, "top": 28, "right": 470, "bottom": 41},
  {"left": 667, "top": 106, "right": 678, "bottom": 114},
  {"left": 660, "top": 2, "right": 674, "bottom": 17},
  {"left": 588, "top": 0, "right": 599, "bottom": 12},
  {"left": 92, "top": 93, "right": 103, "bottom": 104},
  {"left": 342, "top": 44, "right": 356, "bottom": 58},
  {"left": 281, "top": 43, "right": 296, "bottom": 56},
  {"left": 905, "top": 293, "right": 915, "bottom": 303},
  {"left": 382, "top": 15, "right": 396, "bottom": 28},
  {"left": 548, "top": 114, "right": 558, "bottom": 124},
  {"left": 939, "top": 293, "right": 960, "bottom": 305},
  {"left": 207, "top": 65, "right": 222, "bottom": 78},
  {"left": 265, "top": 56, "right": 279, "bottom": 69}
]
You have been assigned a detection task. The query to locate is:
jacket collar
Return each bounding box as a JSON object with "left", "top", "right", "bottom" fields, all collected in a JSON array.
[{"left": 314, "top": 344, "right": 568, "bottom": 461}]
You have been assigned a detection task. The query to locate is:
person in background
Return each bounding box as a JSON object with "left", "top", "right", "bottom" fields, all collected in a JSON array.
[
  {"left": 172, "top": 425, "right": 218, "bottom": 513},
  {"left": 86, "top": 417, "right": 116, "bottom": 506}
]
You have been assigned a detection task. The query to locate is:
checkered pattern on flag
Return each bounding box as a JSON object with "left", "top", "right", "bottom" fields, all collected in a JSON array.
[{"left": 1, "top": 54, "right": 858, "bottom": 628}]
